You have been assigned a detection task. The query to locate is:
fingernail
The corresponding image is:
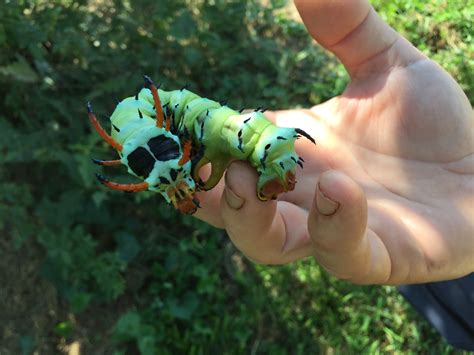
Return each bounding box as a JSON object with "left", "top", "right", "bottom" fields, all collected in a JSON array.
[
  {"left": 316, "top": 182, "right": 340, "bottom": 216},
  {"left": 224, "top": 186, "right": 244, "bottom": 210}
]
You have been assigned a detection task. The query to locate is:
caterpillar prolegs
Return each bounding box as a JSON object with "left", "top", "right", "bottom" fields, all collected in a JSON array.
[{"left": 88, "top": 76, "right": 315, "bottom": 215}]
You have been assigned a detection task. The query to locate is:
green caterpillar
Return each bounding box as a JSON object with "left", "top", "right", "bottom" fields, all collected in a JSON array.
[{"left": 88, "top": 76, "right": 315, "bottom": 214}]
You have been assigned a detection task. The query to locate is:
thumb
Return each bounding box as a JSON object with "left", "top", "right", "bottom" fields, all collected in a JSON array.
[
  {"left": 294, "top": 0, "right": 423, "bottom": 77},
  {"left": 308, "top": 170, "right": 388, "bottom": 283}
]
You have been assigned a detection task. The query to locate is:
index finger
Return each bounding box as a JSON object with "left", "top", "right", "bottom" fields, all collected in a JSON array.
[{"left": 220, "top": 161, "right": 313, "bottom": 264}]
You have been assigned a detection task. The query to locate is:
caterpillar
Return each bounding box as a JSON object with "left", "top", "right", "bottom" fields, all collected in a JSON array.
[{"left": 88, "top": 76, "right": 315, "bottom": 215}]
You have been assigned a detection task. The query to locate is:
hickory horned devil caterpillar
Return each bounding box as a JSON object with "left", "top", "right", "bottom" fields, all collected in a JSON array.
[{"left": 87, "top": 76, "right": 315, "bottom": 215}]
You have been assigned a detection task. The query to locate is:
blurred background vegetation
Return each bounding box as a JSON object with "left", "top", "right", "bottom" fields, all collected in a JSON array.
[{"left": 0, "top": 0, "right": 472, "bottom": 353}]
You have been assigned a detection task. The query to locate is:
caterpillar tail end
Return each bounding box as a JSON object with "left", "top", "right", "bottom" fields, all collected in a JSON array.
[
  {"left": 252, "top": 125, "right": 304, "bottom": 201},
  {"left": 257, "top": 170, "right": 296, "bottom": 201}
]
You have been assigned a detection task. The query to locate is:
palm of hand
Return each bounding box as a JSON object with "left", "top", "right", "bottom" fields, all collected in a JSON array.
[
  {"left": 195, "top": 2, "right": 473, "bottom": 284},
  {"left": 273, "top": 56, "right": 473, "bottom": 283}
]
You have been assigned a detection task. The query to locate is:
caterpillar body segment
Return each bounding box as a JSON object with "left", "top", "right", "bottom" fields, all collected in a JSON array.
[
  {"left": 205, "top": 110, "right": 301, "bottom": 199},
  {"left": 138, "top": 87, "right": 303, "bottom": 197},
  {"left": 88, "top": 76, "right": 315, "bottom": 214}
]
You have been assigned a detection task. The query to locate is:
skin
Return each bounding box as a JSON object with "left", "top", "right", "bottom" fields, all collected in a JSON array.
[{"left": 194, "top": 0, "right": 474, "bottom": 285}]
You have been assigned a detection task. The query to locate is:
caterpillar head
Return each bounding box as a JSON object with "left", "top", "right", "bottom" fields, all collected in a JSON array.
[
  {"left": 89, "top": 76, "right": 200, "bottom": 215},
  {"left": 119, "top": 127, "right": 199, "bottom": 214}
]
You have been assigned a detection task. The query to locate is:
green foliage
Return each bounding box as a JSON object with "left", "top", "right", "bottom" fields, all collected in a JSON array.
[
  {"left": 0, "top": 0, "right": 471, "bottom": 353},
  {"left": 38, "top": 226, "right": 126, "bottom": 312}
]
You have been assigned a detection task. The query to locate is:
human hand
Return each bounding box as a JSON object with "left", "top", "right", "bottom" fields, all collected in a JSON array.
[{"left": 194, "top": 0, "right": 474, "bottom": 284}]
